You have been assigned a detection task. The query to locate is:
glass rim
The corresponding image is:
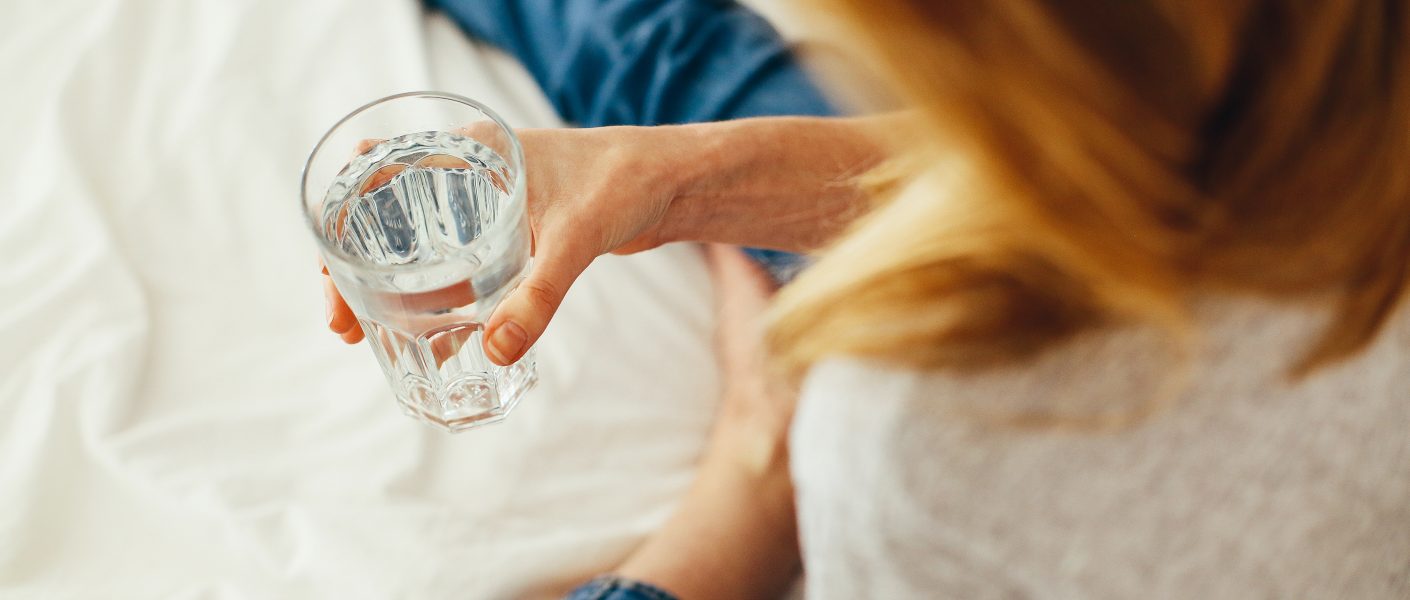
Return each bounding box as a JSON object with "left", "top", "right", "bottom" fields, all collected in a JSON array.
[{"left": 299, "top": 90, "right": 527, "bottom": 271}]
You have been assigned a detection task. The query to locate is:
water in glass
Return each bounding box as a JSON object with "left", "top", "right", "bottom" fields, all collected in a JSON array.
[{"left": 319, "top": 130, "right": 535, "bottom": 431}]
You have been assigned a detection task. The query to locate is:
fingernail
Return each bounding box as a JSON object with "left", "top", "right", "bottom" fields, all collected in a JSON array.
[{"left": 486, "top": 321, "right": 528, "bottom": 365}]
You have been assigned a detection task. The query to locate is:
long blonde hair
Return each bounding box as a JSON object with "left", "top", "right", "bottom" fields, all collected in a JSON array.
[{"left": 771, "top": 1, "right": 1410, "bottom": 379}]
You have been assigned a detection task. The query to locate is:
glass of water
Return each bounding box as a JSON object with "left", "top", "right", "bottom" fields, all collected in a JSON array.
[{"left": 300, "top": 91, "right": 536, "bottom": 432}]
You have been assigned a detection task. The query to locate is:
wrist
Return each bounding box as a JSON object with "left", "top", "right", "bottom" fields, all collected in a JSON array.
[
  {"left": 645, "top": 116, "right": 890, "bottom": 251},
  {"left": 706, "top": 410, "right": 792, "bottom": 483},
  {"left": 615, "top": 429, "right": 799, "bottom": 600},
  {"left": 642, "top": 122, "right": 734, "bottom": 246}
]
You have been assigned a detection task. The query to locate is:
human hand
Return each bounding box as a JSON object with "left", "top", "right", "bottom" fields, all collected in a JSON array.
[
  {"left": 611, "top": 245, "right": 800, "bottom": 600},
  {"left": 322, "top": 125, "right": 696, "bottom": 362},
  {"left": 323, "top": 116, "right": 888, "bottom": 362},
  {"left": 701, "top": 244, "right": 795, "bottom": 475}
]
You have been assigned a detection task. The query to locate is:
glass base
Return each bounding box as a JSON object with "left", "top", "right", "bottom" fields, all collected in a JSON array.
[
  {"left": 393, "top": 353, "right": 536, "bottom": 432},
  {"left": 362, "top": 318, "right": 538, "bottom": 432}
]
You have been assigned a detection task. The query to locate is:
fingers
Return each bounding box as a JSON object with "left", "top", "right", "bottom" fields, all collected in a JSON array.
[
  {"left": 316, "top": 138, "right": 393, "bottom": 348},
  {"left": 704, "top": 244, "right": 778, "bottom": 298},
  {"left": 324, "top": 277, "right": 356, "bottom": 333},
  {"left": 354, "top": 138, "right": 382, "bottom": 155},
  {"left": 340, "top": 324, "right": 365, "bottom": 344},
  {"left": 705, "top": 245, "right": 775, "bottom": 370},
  {"left": 482, "top": 237, "right": 590, "bottom": 365},
  {"left": 454, "top": 123, "right": 498, "bottom": 139},
  {"left": 358, "top": 164, "right": 406, "bottom": 194},
  {"left": 323, "top": 272, "right": 363, "bottom": 344}
]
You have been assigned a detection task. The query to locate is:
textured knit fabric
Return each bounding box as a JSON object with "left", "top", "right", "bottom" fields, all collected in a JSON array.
[{"left": 792, "top": 294, "right": 1410, "bottom": 599}]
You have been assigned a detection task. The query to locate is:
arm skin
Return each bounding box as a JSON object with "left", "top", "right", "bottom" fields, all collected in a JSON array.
[
  {"left": 427, "top": 0, "right": 841, "bottom": 283},
  {"left": 608, "top": 245, "right": 801, "bottom": 600},
  {"left": 324, "top": 115, "right": 895, "bottom": 364},
  {"left": 321, "top": 116, "right": 895, "bottom": 597},
  {"left": 661, "top": 116, "right": 891, "bottom": 252},
  {"left": 477, "top": 115, "right": 893, "bottom": 368}
]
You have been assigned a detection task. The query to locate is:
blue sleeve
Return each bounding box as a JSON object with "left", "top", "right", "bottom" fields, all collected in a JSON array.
[
  {"left": 425, "top": 0, "right": 830, "bottom": 281},
  {"left": 424, "top": 0, "right": 836, "bottom": 126}
]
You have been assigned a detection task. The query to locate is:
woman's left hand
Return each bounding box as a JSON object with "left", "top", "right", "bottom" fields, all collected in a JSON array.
[{"left": 610, "top": 245, "right": 801, "bottom": 600}]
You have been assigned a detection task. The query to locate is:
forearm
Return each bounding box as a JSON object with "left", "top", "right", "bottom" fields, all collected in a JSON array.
[
  {"left": 660, "top": 116, "right": 894, "bottom": 252},
  {"left": 614, "top": 429, "right": 799, "bottom": 600}
]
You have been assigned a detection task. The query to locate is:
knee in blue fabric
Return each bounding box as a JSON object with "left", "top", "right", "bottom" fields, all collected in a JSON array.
[
  {"left": 564, "top": 576, "right": 680, "bottom": 600},
  {"left": 427, "top": 0, "right": 834, "bottom": 282}
]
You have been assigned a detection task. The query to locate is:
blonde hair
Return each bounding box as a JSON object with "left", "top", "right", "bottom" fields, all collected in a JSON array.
[{"left": 772, "top": 1, "right": 1410, "bottom": 379}]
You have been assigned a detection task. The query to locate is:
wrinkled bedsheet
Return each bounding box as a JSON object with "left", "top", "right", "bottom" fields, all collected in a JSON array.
[{"left": 0, "top": 1, "right": 730, "bottom": 597}]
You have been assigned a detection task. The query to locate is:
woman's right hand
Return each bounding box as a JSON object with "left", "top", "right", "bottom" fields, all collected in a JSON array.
[
  {"left": 476, "top": 125, "right": 702, "bottom": 365},
  {"left": 323, "top": 125, "right": 702, "bottom": 362},
  {"left": 324, "top": 116, "right": 888, "bottom": 363}
]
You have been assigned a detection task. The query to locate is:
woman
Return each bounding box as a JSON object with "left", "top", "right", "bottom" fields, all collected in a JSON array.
[{"left": 326, "top": 0, "right": 1410, "bottom": 597}]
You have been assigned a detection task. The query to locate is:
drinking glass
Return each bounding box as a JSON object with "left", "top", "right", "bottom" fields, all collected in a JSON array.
[{"left": 301, "top": 91, "right": 536, "bottom": 432}]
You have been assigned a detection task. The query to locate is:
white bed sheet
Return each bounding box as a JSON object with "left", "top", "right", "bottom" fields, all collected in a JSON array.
[{"left": 0, "top": 2, "right": 726, "bottom": 598}]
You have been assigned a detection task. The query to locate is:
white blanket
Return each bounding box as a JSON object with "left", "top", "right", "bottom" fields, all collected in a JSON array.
[{"left": 0, "top": 2, "right": 729, "bottom": 598}]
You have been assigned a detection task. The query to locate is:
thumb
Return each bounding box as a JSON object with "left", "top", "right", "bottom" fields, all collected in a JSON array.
[{"left": 482, "top": 240, "right": 589, "bottom": 366}]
